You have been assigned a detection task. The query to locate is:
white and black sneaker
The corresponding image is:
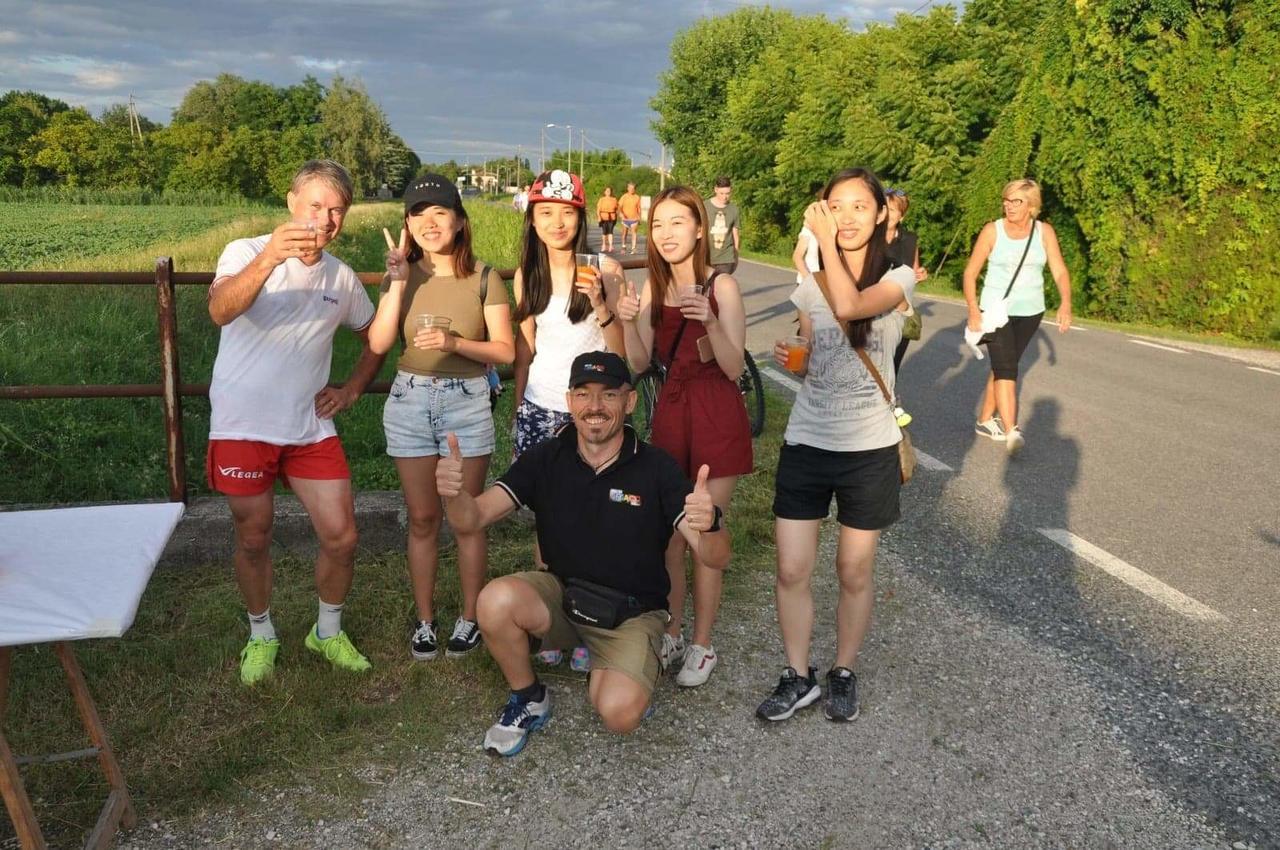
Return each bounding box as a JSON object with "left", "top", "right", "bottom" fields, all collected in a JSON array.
[
  {"left": 1005, "top": 426, "right": 1026, "bottom": 456},
  {"left": 411, "top": 620, "right": 438, "bottom": 661},
  {"left": 824, "top": 667, "right": 859, "bottom": 722},
  {"left": 756, "top": 666, "right": 821, "bottom": 722},
  {"left": 975, "top": 417, "right": 1006, "bottom": 441},
  {"left": 445, "top": 617, "right": 482, "bottom": 658}
]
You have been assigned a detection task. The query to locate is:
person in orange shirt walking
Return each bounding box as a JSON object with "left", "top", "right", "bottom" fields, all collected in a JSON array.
[
  {"left": 596, "top": 186, "right": 620, "bottom": 253},
  {"left": 618, "top": 182, "right": 643, "bottom": 254}
]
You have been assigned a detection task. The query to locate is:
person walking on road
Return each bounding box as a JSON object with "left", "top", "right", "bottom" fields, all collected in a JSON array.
[
  {"left": 596, "top": 186, "right": 619, "bottom": 253},
  {"left": 616, "top": 185, "right": 752, "bottom": 688},
  {"left": 369, "top": 175, "right": 515, "bottom": 662},
  {"left": 963, "top": 178, "right": 1072, "bottom": 455},
  {"left": 757, "top": 167, "right": 916, "bottom": 723},
  {"left": 436, "top": 351, "right": 730, "bottom": 756},
  {"left": 705, "top": 176, "right": 740, "bottom": 275},
  {"left": 884, "top": 187, "right": 928, "bottom": 377},
  {"left": 206, "top": 159, "right": 384, "bottom": 685},
  {"left": 618, "top": 182, "right": 642, "bottom": 254}
]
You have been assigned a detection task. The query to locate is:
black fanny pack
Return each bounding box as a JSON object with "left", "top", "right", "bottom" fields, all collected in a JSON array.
[{"left": 562, "top": 577, "right": 650, "bottom": 630}]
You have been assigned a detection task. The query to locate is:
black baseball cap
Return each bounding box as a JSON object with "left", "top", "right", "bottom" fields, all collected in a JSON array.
[
  {"left": 568, "top": 351, "right": 632, "bottom": 390},
  {"left": 403, "top": 173, "right": 461, "bottom": 214}
]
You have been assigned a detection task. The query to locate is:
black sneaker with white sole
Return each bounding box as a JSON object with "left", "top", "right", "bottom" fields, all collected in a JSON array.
[
  {"left": 824, "top": 667, "right": 859, "bottom": 721},
  {"left": 756, "top": 666, "right": 821, "bottom": 721},
  {"left": 446, "top": 617, "right": 482, "bottom": 658},
  {"left": 410, "top": 619, "right": 438, "bottom": 660}
]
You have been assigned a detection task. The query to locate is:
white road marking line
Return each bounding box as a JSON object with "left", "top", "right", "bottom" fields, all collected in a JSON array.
[
  {"left": 761, "top": 365, "right": 953, "bottom": 472},
  {"left": 1128, "top": 339, "right": 1187, "bottom": 354},
  {"left": 1247, "top": 366, "right": 1280, "bottom": 376},
  {"left": 761, "top": 367, "right": 802, "bottom": 393},
  {"left": 1036, "top": 528, "right": 1226, "bottom": 623},
  {"left": 914, "top": 449, "right": 953, "bottom": 472}
]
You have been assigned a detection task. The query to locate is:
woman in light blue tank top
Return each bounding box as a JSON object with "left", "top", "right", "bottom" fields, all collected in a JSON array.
[{"left": 962, "top": 179, "right": 1073, "bottom": 455}]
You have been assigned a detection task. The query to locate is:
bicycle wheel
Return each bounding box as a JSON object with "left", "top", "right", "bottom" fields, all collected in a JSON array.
[
  {"left": 739, "top": 351, "right": 766, "bottom": 438},
  {"left": 632, "top": 368, "right": 663, "bottom": 440}
]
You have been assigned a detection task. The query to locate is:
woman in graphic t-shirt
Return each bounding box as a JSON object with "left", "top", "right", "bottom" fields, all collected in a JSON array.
[
  {"left": 755, "top": 168, "right": 915, "bottom": 725},
  {"left": 616, "top": 185, "right": 752, "bottom": 689},
  {"left": 512, "top": 169, "right": 624, "bottom": 670},
  {"left": 370, "top": 175, "right": 514, "bottom": 663}
]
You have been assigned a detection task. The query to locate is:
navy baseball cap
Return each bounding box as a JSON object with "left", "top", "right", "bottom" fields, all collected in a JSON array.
[
  {"left": 568, "top": 351, "right": 631, "bottom": 389},
  {"left": 403, "top": 173, "right": 461, "bottom": 214}
]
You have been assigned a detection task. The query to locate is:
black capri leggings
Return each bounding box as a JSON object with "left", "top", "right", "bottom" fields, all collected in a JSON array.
[{"left": 985, "top": 313, "right": 1043, "bottom": 381}]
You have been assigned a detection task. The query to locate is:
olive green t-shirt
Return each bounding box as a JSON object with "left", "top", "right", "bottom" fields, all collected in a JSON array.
[{"left": 380, "top": 263, "right": 506, "bottom": 377}]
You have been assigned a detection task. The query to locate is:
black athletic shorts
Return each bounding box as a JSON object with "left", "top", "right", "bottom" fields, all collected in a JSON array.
[
  {"left": 984, "top": 312, "right": 1043, "bottom": 380},
  {"left": 599, "top": 219, "right": 616, "bottom": 235},
  {"left": 772, "top": 442, "right": 901, "bottom": 530}
]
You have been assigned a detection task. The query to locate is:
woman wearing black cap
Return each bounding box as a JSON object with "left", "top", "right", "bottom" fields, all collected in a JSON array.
[{"left": 368, "top": 174, "right": 515, "bottom": 662}]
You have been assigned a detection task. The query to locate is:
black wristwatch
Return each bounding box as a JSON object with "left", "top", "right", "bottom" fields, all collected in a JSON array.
[{"left": 706, "top": 505, "right": 724, "bottom": 533}]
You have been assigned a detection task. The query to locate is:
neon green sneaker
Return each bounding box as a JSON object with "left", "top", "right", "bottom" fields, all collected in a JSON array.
[
  {"left": 304, "top": 625, "right": 372, "bottom": 673},
  {"left": 239, "top": 637, "right": 280, "bottom": 685}
]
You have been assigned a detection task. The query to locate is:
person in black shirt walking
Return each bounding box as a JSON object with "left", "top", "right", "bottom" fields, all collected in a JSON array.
[{"left": 436, "top": 351, "right": 730, "bottom": 756}]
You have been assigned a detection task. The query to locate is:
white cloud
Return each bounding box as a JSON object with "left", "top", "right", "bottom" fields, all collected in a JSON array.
[
  {"left": 292, "top": 55, "right": 361, "bottom": 73},
  {"left": 0, "top": 29, "right": 20, "bottom": 44}
]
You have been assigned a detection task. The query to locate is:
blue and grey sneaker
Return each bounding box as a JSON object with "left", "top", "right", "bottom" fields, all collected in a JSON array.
[
  {"left": 975, "top": 417, "right": 1006, "bottom": 441},
  {"left": 483, "top": 689, "right": 553, "bottom": 757}
]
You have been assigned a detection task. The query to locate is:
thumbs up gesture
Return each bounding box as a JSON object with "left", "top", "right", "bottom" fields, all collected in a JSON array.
[
  {"left": 683, "top": 464, "right": 717, "bottom": 532},
  {"left": 436, "top": 432, "right": 464, "bottom": 498},
  {"left": 616, "top": 279, "right": 641, "bottom": 323}
]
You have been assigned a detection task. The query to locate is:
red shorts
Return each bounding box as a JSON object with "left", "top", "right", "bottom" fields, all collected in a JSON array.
[
  {"left": 206, "top": 436, "right": 349, "bottom": 496},
  {"left": 650, "top": 376, "right": 753, "bottom": 479}
]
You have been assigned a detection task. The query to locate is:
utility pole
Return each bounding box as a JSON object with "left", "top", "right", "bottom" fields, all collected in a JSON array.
[
  {"left": 127, "top": 94, "right": 143, "bottom": 143},
  {"left": 659, "top": 144, "right": 667, "bottom": 191},
  {"left": 515, "top": 144, "right": 522, "bottom": 189}
]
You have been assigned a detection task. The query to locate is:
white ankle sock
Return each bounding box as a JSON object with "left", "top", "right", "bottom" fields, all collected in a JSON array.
[
  {"left": 248, "top": 608, "right": 276, "bottom": 641},
  {"left": 317, "top": 599, "right": 344, "bottom": 639}
]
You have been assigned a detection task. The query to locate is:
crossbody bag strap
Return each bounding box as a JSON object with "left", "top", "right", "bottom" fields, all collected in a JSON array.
[
  {"left": 855, "top": 347, "right": 893, "bottom": 408},
  {"left": 1000, "top": 220, "right": 1037, "bottom": 301}
]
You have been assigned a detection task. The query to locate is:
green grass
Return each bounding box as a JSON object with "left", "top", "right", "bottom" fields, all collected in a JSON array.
[
  {"left": 0, "top": 200, "right": 526, "bottom": 505},
  {"left": 0, "top": 388, "right": 791, "bottom": 846}
]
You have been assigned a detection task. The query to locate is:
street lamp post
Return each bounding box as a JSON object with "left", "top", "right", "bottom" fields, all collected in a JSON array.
[{"left": 546, "top": 123, "right": 572, "bottom": 174}]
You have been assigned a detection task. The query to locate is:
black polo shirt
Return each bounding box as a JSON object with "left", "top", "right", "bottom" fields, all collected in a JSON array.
[{"left": 496, "top": 424, "right": 692, "bottom": 610}]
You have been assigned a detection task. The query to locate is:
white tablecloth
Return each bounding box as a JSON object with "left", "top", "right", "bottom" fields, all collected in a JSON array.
[{"left": 0, "top": 502, "right": 184, "bottom": 646}]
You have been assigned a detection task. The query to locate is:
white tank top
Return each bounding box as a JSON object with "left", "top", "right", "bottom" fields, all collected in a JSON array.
[{"left": 525, "top": 292, "right": 607, "bottom": 412}]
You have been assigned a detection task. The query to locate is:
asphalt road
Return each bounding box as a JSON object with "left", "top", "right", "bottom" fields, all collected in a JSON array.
[{"left": 728, "top": 257, "right": 1280, "bottom": 845}]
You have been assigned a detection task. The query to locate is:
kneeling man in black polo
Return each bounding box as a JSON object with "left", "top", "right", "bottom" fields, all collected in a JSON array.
[{"left": 436, "top": 351, "right": 730, "bottom": 756}]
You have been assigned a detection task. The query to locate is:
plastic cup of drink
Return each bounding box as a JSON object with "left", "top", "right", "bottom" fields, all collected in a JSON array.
[
  {"left": 294, "top": 221, "right": 319, "bottom": 249},
  {"left": 783, "top": 335, "right": 809, "bottom": 373},
  {"left": 678, "top": 283, "right": 705, "bottom": 300},
  {"left": 415, "top": 314, "right": 452, "bottom": 332},
  {"left": 575, "top": 253, "right": 600, "bottom": 285}
]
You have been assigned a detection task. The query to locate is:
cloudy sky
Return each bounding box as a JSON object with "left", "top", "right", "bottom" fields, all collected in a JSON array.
[{"left": 1, "top": 0, "right": 928, "bottom": 170}]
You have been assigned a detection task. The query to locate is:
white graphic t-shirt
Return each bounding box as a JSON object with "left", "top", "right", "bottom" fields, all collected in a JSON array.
[
  {"left": 208, "top": 235, "right": 375, "bottom": 445},
  {"left": 783, "top": 266, "right": 916, "bottom": 452}
]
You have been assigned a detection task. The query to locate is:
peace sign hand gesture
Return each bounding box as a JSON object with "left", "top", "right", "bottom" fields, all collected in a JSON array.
[{"left": 383, "top": 227, "right": 409, "bottom": 283}]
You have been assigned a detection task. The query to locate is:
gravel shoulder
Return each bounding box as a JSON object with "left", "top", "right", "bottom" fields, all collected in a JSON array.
[{"left": 118, "top": 527, "right": 1225, "bottom": 850}]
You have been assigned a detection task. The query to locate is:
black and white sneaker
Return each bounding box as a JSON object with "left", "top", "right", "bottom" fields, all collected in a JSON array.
[
  {"left": 445, "top": 617, "right": 482, "bottom": 658},
  {"left": 411, "top": 620, "right": 438, "bottom": 661},
  {"left": 824, "top": 667, "right": 859, "bottom": 721},
  {"left": 755, "top": 666, "right": 821, "bottom": 722}
]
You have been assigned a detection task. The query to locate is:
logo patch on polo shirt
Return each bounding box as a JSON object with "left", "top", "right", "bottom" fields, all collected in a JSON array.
[
  {"left": 609, "top": 488, "right": 642, "bottom": 507},
  {"left": 322, "top": 295, "right": 339, "bottom": 305}
]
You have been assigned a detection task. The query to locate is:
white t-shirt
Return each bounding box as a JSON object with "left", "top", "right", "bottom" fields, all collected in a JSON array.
[
  {"left": 783, "top": 266, "right": 916, "bottom": 452},
  {"left": 796, "top": 226, "right": 821, "bottom": 284},
  {"left": 525, "top": 293, "right": 607, "bottom": 412},
  {"left": 208, "top": 235, "right": 375, "bottom": 445}
]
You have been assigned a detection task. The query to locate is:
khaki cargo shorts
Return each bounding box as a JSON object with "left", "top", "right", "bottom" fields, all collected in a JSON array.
[{"left": 513, "top": 570, "right": 668, "bottom": 693}]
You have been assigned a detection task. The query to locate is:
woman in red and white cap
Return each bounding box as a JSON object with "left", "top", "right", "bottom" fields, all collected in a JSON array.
[{"left": 512, "top": 169, "right": 625, "bottom": 670}]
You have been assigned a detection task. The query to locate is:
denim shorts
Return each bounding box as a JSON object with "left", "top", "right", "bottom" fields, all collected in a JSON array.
[
  {"left": 513, "top": 398, "right": 573, "bottom": 459},
  {"left": 383, "top": 371, "right": 495, "bottom": 458}
]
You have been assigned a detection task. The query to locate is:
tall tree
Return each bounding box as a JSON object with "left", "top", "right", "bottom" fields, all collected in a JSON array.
[{"left": 320, "top": 76, "right": 392, "bottom": 198}]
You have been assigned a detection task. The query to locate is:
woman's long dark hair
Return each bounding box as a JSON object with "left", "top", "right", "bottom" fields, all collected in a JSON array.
[
  {"left": 818, "top": 167, "right": 890, "bottom": 350},
  {"left": 404, "top": 204, "right": 476, "bottom": 278},
  {"left": 512, "top": 179, "right": 591, "bottom": 324},
  {"left": 646, "top": 185, "right": 712, "bottom": 330}
]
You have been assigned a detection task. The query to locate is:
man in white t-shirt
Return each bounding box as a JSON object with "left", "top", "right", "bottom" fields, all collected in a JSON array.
[{"left": 207, "top": 159, "right": 384, "bottom": 685}]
